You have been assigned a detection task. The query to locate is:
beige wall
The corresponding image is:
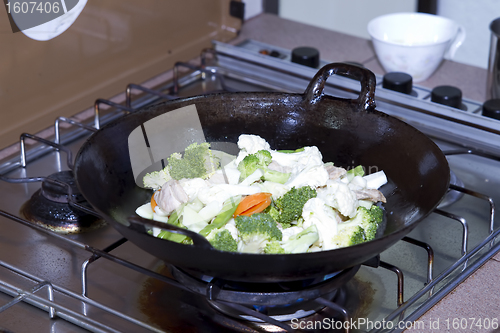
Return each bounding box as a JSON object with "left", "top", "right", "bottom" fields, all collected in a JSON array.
[
  {"left": 0, "top": 0, "right": 241, "bottom": 146},
  {"left": 278, "top": 0, "right": 417, "bottom": 39}
]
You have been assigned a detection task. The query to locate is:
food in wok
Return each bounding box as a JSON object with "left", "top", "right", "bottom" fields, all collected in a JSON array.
[
  {"left": 136, "top": 134, "right": 388, "bottom": 254},
  {"left": 74, "top": 62, "right": 450, "bottom": 281}
]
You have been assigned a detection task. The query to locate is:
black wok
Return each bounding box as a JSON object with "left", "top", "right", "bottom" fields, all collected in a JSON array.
[{"left": 74, "top": 63, "right": 450, "bottom": 282}]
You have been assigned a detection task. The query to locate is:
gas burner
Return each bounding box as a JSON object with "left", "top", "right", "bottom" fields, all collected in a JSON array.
[
  {"left": 437, "top": 170, "right": 465, "bottom": 208},
  {"left": 208, "top": 288, "right": 347, "bottom": 323},
  {"left": 20, "top": 170, "right": 105, "bottom": 234},
  {"left": 170, "top": 265, "right": 359, "bottom": 323}
]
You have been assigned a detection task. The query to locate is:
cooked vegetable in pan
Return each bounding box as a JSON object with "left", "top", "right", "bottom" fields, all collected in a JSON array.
[{"left": 136, "top": 134, "right": 387, "bottom": 254}]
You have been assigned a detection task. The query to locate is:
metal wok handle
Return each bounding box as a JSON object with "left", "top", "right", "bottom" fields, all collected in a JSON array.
[
  {"left": 128, "top": 215, "right": 214, "bottom": 250},
  {"left": 304, "top": 62, "right": 377, "bottom": 111}
]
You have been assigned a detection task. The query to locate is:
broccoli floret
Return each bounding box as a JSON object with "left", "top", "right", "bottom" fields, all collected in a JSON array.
[
  {"left": 332, "top": 225, "right": 366, "bottom": 248},
  {"left": 332, "top": 205, "right": 384, "bottom": 248},
  {"left": 365, "top": 205, "right": 384, "bottom": 240},
  {"left": 347, "top": 205, "right": 384, "bottom": 241},
  {"left": 369, "top": 205, "right": 384, "bottom": 221},
  {"left": 281, "top": 225, "right": 319, "bottom": 254},
  {"left": 253, "top": 150, "right": 272, "bottom": 165},
  {"left": 143, "top": 169, "right": 171, "bottom": 190},
  {"left": 264, "top": 240, "right": 285, "bottom": 254},
  {"left": 167, "top": 142, "right": 219, "bottom": 180},
  {"left": 237, "top": 150, "right": 290, "bottom": 184},
  {"left": 263, "top": 204, "right": 280, "bottom": 222},
  {"left": 238, "top": 150, "right": 271, "bottom": 179},
  {"left": 275, "top": 186, "right": 317, "bottom": 228},
  {"left": 235, "top": 213, "right": 283, "bottom": 253},
  {"left": 207, "top": 229, "right": 238, "bottom": 252}
]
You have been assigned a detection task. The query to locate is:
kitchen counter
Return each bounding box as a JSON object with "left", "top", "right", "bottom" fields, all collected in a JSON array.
[{"left": 232, "top": 13, "right": 499, "bottom": 332}]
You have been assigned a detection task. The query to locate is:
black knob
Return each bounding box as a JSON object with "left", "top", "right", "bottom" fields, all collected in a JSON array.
[
  {"left": 291, "top": 47, "right": 320, "bottom": 68},
  {"left": 431, "top": 86, "right": 462, "bottom": 108},
  {"left": 383, "top": 72, "right": 413, "bottom": 94},
  {"left": 483, "top": 99, "right": 500, "bottom": 120}
]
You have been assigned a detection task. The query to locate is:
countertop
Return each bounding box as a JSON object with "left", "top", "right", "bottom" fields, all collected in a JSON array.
[{"left": 233, "top": 13, "right": 500, "bottom": 333}]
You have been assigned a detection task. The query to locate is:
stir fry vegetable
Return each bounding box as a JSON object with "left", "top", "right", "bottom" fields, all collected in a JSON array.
[
  {"left": 136, "top": 134, "right": 388, "bottom": 254},
  {"left": 233, "top": 192, "right": 272, "bottom": 217}
]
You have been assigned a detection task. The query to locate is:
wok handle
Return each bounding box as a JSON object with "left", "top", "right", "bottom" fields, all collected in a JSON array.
[
  {"left": 128, "top": 215, "right": 214, "bottom": 250},
  {"left": 304, "top": 62, "right": 377, "bottom": 111}
]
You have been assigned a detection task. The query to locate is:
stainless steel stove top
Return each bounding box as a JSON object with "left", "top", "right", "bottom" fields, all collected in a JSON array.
[{"left": 0, "top": 40, "right": 499, "bottom": 333}]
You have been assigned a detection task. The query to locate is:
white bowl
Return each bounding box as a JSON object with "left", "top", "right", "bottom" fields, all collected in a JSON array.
[{"left": 367, "top": 12, "right": 465, "bottom": 82}]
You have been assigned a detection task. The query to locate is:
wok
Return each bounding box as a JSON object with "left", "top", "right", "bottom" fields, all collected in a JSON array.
[{"left": 74, "top": 63, "right": 450, "bottom": 282}]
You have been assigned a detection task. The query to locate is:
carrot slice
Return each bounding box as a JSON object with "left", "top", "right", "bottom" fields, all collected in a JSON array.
[
  {"left": 239, "top": 199, "right": 271, "bottom": 217},
  {"left": 233, "top": 192, "right": 272, "bottom": 217},
  {"left": 151, "top": 190, "right": 159, "bottom": 212}
]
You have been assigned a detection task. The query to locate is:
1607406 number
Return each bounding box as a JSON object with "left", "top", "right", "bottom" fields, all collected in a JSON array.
[
  {"left": 5, "top": 1, "right": 60, "bottom": 14},
  {"left": 445, "top": 318, "right": 498, "bottom": 330}
]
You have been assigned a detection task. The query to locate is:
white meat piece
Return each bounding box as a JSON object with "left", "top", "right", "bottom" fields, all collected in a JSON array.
[
  {"left": 317, "top": 179, "right": 359, "bottom": 218},
  {"left": 155, "top": 179, "right": 189, "bottom": 215},
  {"left": 302, "top": 198, "right": 342, "bottom": 251},
  {"left": 325, "top": 164, "right": 347, "bottom": 180},
  {"left": 354, "top": 188, "right": 387, "bottom": 203}
]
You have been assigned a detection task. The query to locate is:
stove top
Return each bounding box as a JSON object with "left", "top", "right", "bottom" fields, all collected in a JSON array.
[{"left": 0, "top": 40, "right": 499, "bottom": 333}]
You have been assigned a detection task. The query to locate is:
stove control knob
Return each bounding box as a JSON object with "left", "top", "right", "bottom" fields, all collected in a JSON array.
[
  {"left": 382, "top": 72, "right": 413, "bottom": 94},
  {"left": 291, "top": 47, "right": 320, "bottom": 68},
  {"left": 482, "top": 99, "right": 500, "bottom": 120},
  {"left": 431, "top": 85, "right": 463, "bottom": 109}
]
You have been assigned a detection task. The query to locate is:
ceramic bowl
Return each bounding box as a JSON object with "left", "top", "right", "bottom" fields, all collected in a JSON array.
[{"left": 367, "top": 12, "right": 465, "bottom": 82}]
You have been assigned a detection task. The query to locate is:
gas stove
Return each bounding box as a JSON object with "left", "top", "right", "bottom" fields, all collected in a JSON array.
[{"left": 0, "top": 39, "right": 499, "bottom": 333}]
